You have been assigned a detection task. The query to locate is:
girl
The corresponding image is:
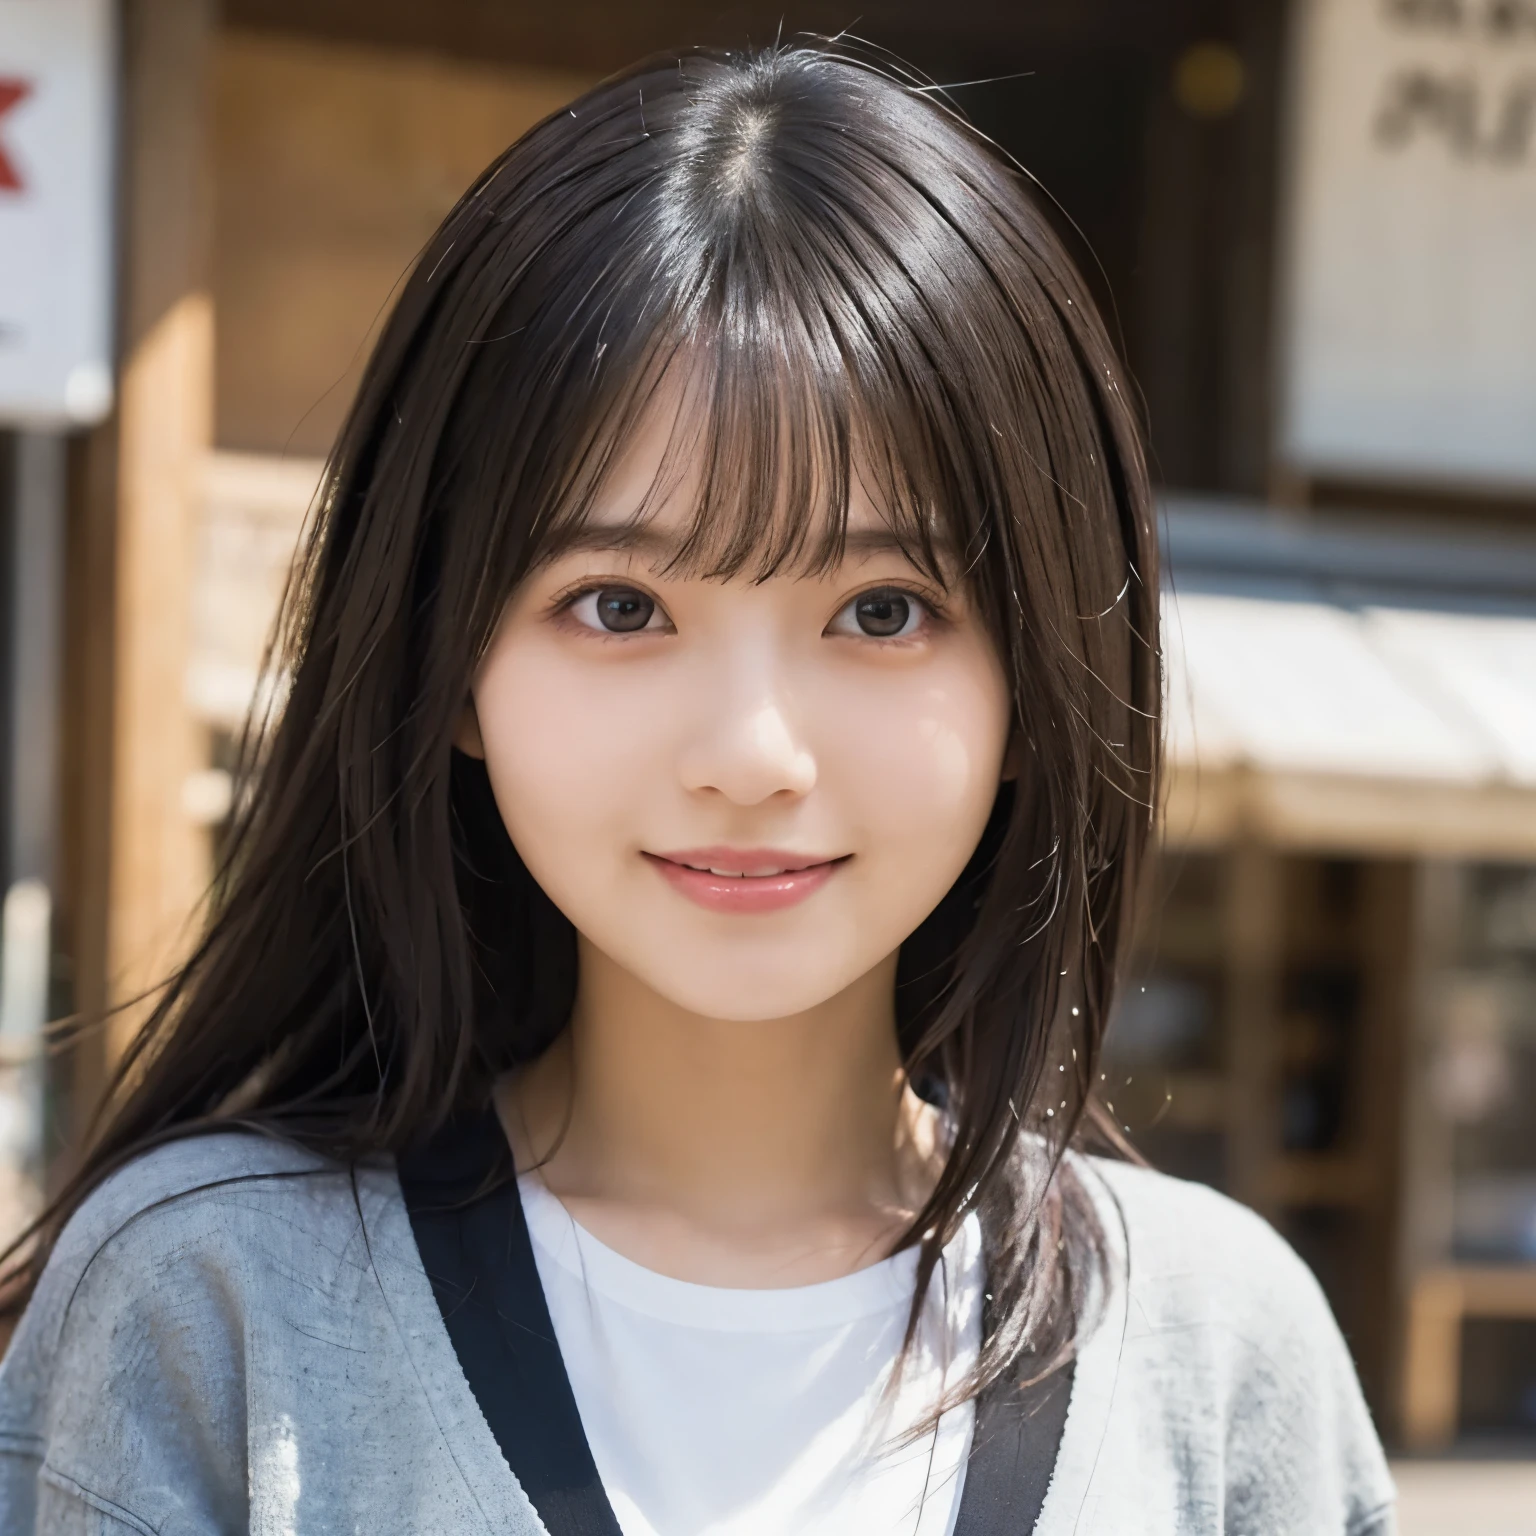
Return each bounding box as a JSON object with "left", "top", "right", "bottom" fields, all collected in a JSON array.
[{"left": 0, "top": 45, "right": 1394, "bottom": 1536}]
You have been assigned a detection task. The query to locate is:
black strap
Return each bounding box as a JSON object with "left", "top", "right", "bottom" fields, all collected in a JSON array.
[
  {"left": 951, "top": 1345, "right": 1072, "bottom": 1536},
  {"left": 399, "top": 1105, "right": 1068, "bottom": 1536},
  {"left": 399, "top": 1108, "right": 623, "bottom": 1536}
]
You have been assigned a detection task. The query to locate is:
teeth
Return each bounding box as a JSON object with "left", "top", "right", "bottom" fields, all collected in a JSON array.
[{"left": 668, "top": 857, "right": 831, "bottom": 877}]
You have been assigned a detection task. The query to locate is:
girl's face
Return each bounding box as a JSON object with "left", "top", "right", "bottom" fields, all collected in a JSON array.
[{"left": 465, "top": 415, "right": 1013, "bottom": 1023}]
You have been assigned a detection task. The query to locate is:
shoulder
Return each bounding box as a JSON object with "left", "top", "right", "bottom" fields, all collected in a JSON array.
[
  {"left": 0, "top": 1129, "right": 393, "bottom": 1438},
  {"left": 0, "top": 1130, "right": 409, "bottom": 1530},
  {"left": 1065, "top": 1156, "right": 1396, "bottom": 1534},
  {"left": 1080, "top": 1154, "right": 1331, "bottom": 1334},
  {"left": 42, "top": 1129, "right": 381, "bottom": 1309},
  {"left": 1074, "top": 1153, "right": 1348, "bottom": 1379}
]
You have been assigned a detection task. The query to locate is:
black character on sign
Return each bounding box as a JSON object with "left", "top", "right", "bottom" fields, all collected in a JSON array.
[
  {"left": 1383, "top": 0, "right": 1466, "bottom": 27},
  {"left": 1376, "top": 69, "right": 1536, "bottom": 162},
  {"left": 1486, "top": 0, "right": 1536, "bottom": 39},
  {"left": 1376, "top": 71, "right": 1480, "bottom": 154},
  {"left": 1385, "top": 0, "right": 1536, "bottom": 34}
]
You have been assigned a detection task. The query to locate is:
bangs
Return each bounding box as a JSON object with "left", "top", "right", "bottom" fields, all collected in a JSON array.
[{"left": 524, "top": 295, "right": 978, "bottom": 591}]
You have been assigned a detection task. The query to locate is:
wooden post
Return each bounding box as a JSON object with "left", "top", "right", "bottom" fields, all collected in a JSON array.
[
  {"left": 1402, "top": 1269, "right": 1464, "bottom": 1450},
  {"left": 1394, "top": 861, "right": 1465, "bottom": 1447},
  {"left": 1404, "top": 1264, "right": 1536, "bottom": 1450},
  {"left": 64, "top": 0, "right": 215, "bottom": 1127},
  {"left": 1224, "top": 839, "right": 1284, "bottom": 1217},
  {"left": 1355, "top": 858, "right": 1415, "bottom": 1430}
]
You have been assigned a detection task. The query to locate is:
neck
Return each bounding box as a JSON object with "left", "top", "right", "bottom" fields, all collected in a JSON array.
[{"left": 499, "top": 937, "right": 937, "bottom": 1255}]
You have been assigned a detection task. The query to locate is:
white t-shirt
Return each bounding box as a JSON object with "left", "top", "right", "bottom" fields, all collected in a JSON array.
[{"left": 518, "top": 1173, "right": 985, "bottom": 1536}]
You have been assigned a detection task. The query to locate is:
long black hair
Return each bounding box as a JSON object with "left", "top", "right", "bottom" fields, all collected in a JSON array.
[{"left": 8, "top": 44, "right": 1159, "bottom": 1399}]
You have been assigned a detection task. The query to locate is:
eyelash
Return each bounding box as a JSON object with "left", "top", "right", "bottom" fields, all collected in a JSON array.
[{"left": 548, "top": 579, "right": 948, "bottom": 642}]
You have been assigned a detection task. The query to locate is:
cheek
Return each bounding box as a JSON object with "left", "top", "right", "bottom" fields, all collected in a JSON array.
[
  {"left": 829, "top": 653, "right": 1010, "bottom": 854},
  {"left": 471, "top": 642, "right": 653, "bottom": 853}
]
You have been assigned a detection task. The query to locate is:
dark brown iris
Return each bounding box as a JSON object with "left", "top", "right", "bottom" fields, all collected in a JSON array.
[
  {"left": 595, "top": 588, "right": 654, "bottom": 632},
  {"left": 854, "top": 589, "right": 911, "bottom": 637}
]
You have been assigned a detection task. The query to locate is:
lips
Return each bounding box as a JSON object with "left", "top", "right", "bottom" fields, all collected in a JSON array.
[{"left": 643, "top": 847, "right": 848, "bottom": 914}]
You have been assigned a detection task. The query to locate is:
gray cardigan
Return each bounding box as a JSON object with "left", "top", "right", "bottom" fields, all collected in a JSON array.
[{"left": 0, "top": 1132, "right": 1397, "bottom": 1534}]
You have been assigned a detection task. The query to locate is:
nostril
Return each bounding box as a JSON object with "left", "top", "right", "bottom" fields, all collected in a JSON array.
[{"left": 677, "top": 701, "right": 816, "bottom": 805}]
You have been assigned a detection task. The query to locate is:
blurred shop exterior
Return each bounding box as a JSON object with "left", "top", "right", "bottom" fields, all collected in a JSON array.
[{"left": 2, "top": 0, "right": 1536, "bottom": 1452}]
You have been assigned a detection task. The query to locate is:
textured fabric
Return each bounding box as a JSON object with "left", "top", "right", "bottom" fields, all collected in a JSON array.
[{"left": 0, "top": 1131, "right": 1397, "bottom": 1535}]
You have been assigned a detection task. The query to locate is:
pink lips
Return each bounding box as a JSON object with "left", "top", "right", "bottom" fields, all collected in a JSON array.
[{"left": 643, "top": 846, "right": 849, "bottom": 914}]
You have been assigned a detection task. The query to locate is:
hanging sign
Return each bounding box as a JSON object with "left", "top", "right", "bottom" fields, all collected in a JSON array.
[
  {"left": 0, "top": 0, "right": 115, "bottom": 427},
  {"left": 1280, "top": 0, "right": 1536, "bottom": 490}
]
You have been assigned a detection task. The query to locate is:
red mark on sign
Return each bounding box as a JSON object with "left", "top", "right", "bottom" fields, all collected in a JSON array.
[{"left": 0, "top": 79, "right": 33, "bottom": 192}]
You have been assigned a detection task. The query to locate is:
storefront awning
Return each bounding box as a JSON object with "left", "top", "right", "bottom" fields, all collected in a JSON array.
[{"left": 1163, "top": 500, "right": 1536, "bottom": 858}]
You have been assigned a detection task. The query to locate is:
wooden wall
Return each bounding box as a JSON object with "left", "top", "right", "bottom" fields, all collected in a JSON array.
[
  {"left": 212, "top": 33, "right": 591, "bottom": 456},
  {"left": 75, "top": 0, "right": 217, "bottom": 1087}
]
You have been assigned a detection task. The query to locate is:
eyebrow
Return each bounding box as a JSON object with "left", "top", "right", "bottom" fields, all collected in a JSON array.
[{"left": 551, "top": 522, "right": 951, "bottom": 564}]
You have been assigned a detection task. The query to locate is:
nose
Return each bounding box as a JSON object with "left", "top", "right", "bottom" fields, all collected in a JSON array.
[{"left": 676, "top": 650, "right": 817, "bottom": 807}]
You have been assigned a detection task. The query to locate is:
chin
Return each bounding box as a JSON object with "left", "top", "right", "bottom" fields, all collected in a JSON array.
[{"left": 636, "top": 955, "right": 865, "bottom": 1024}]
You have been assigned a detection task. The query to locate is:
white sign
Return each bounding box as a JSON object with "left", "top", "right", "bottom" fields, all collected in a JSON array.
[
  {"left": 1281, "top": 0, "right": 1536, "bottom": 490},
  {"left": 0, "top": 0, "right": 115, "bottom": 427}
]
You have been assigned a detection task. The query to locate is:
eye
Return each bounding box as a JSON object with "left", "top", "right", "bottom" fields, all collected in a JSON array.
[
  {"left": 827, "top": 587, "right": 927, "bottom": 640},
  {"left": 567, "top": 586, "right": 665, "bottom": 634}
]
